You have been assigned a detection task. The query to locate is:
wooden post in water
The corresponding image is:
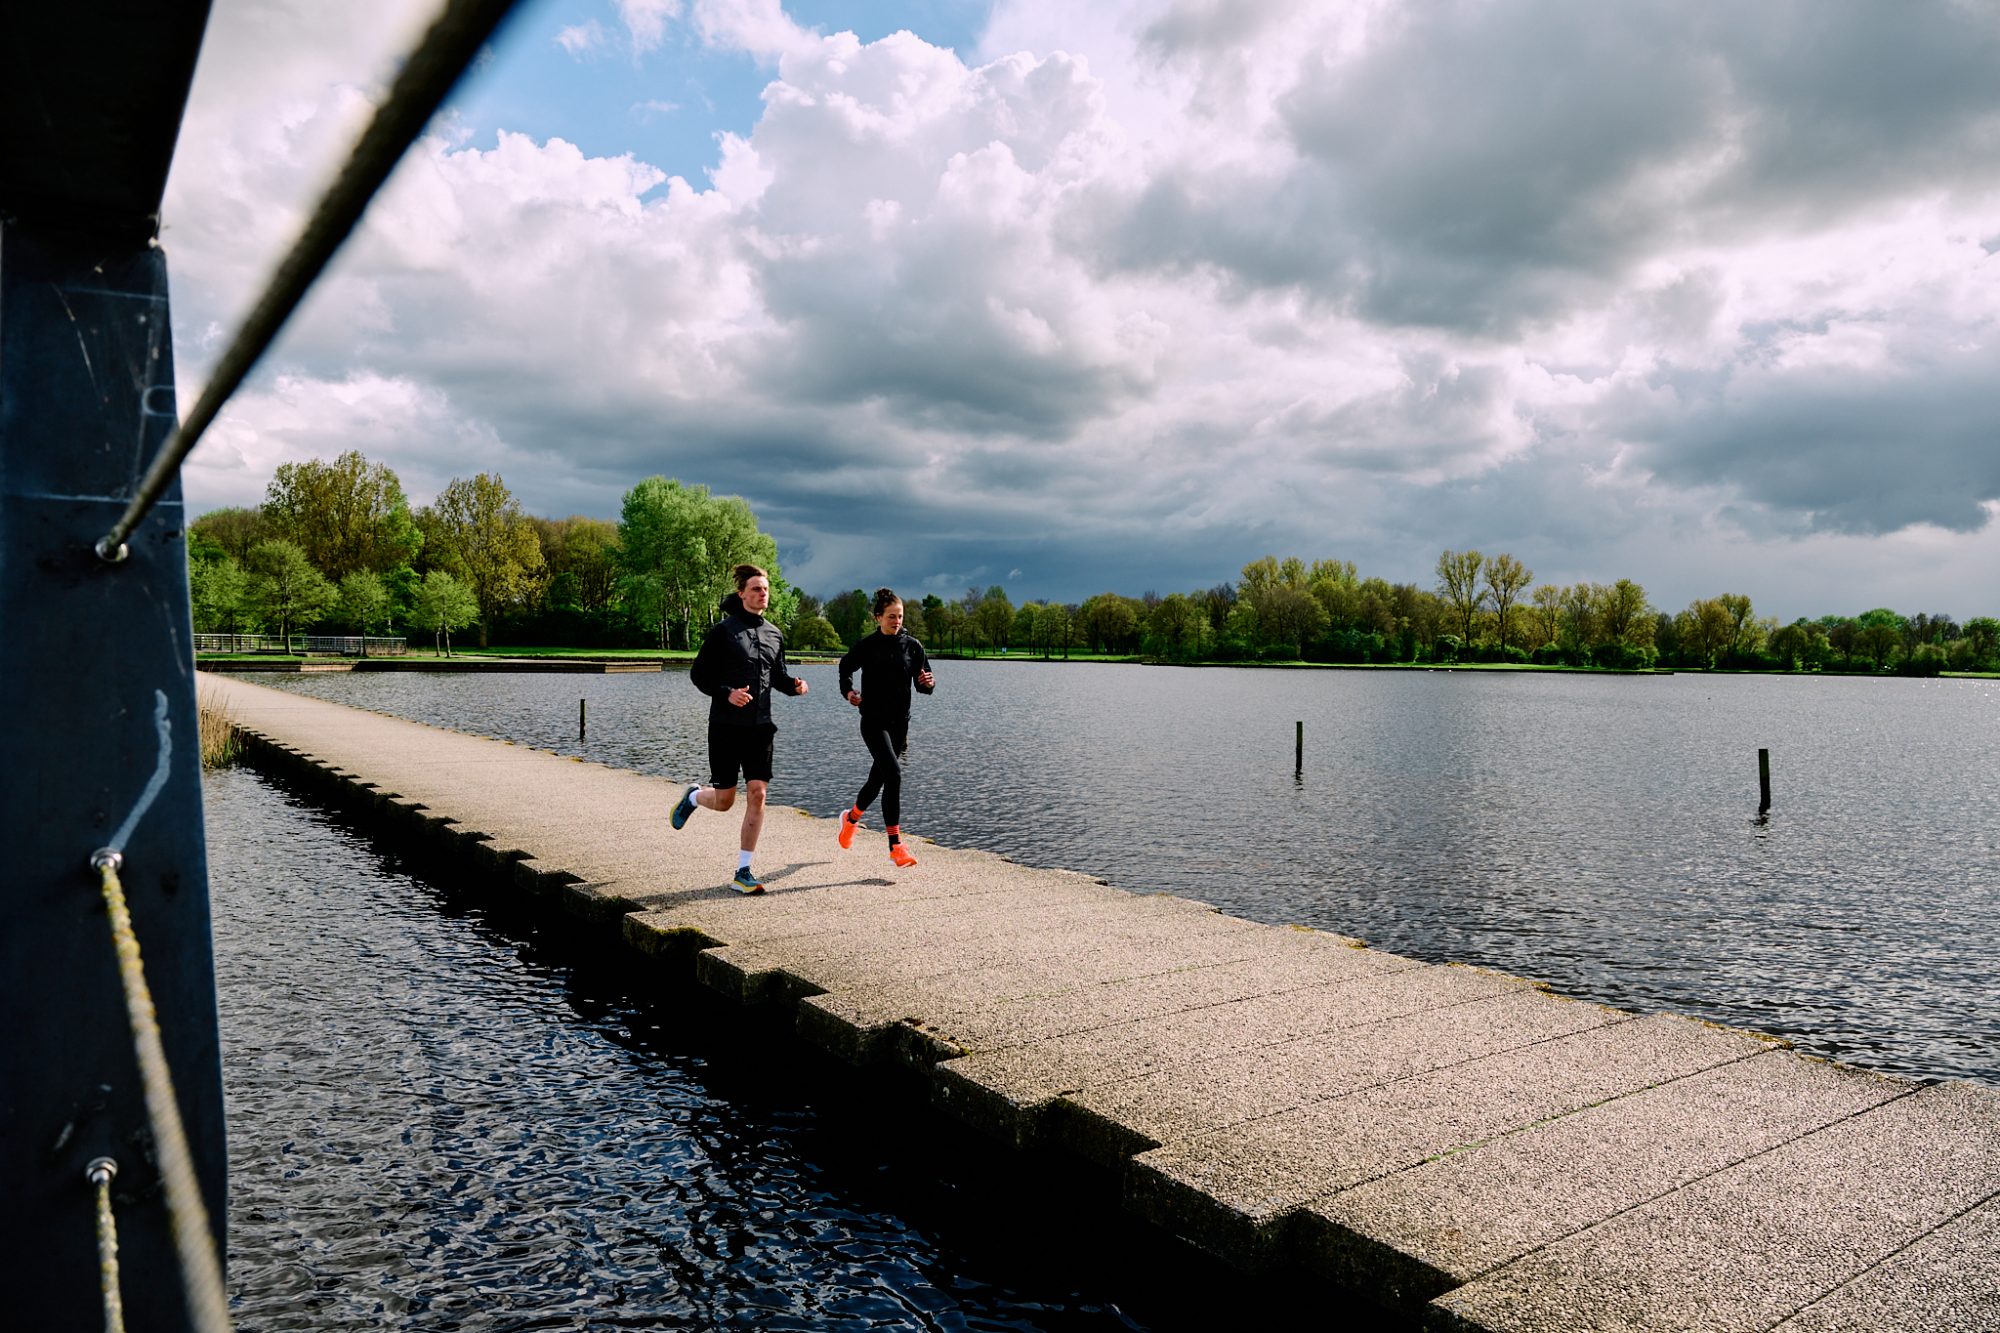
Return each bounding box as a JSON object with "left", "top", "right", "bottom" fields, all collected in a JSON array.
[
  {"left": 1758, "top": 747, "right": 1771, "bottom": 812},
  {"left": 579, "top": 698, "right": 587, "bottom": 742},
  {"left": 1296, "top": 720, "right": 1304, "bottom": 777}
]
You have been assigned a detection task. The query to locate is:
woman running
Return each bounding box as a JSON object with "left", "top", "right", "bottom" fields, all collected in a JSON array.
[{"left": 836, "top": 589, "right": 936, "bottom": 867}]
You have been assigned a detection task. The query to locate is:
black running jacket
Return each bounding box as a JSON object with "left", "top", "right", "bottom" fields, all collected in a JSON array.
[
  {"left": 690, "top": 592, "right": 803, "bottom": 727},
  {"left": 837, "top": 629, "right": 934, "bottom": 722}
]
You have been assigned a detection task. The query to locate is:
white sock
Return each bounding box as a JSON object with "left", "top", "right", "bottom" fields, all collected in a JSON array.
[
  {"left": 738, "top": 850, "right": 753, "bottom": 871},
  {"left": 688, "top": 785, "right": 703, "bottom": 807}
]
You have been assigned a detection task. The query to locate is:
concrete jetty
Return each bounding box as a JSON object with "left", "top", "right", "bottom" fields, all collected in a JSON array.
[{"left": 198, "top": 674, "right": 2000, "bottom": 1331}]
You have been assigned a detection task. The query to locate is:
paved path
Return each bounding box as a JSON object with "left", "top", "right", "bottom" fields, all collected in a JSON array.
[{"left": 200, "top": 673, "right": 2000, "bottom": 1332}]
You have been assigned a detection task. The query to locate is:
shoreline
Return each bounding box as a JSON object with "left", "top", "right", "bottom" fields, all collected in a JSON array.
[{"left": 197, "top": 648, "right": 1997, "bottom": 682}]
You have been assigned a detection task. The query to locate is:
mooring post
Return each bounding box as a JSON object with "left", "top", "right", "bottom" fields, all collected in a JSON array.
[
  {"left": 1296, "top": 720, "right": 1304, "bottom": 776},
  {"left": 579, "top": 698, "right": 587, "bottom": 741},
  {"left": 1758, "top": 747, "right": 1771, "bottom": 812}
]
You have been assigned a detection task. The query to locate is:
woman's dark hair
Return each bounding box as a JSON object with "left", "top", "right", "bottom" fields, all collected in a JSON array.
[
  {"left": 872, "top": 588, "right": 901, "bottom": 617},
  {"left": 733, "top": 563, "right": 768, "bottom": 591}
]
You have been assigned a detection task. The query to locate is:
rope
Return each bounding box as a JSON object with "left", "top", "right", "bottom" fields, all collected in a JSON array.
[
  {"left": 89, "top": 1158, "right": 126, "bottom": 1333},
  {"left": 94, "top": 0, "right": 526, "bottom": 563},
  {"left": 91, "top": 850, "right": 235, "bottom": 1333}
]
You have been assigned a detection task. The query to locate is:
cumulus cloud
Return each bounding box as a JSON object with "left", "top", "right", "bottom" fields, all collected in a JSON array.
[{"left": 164, "top": 0, "right": 2000, "bottom": 617}]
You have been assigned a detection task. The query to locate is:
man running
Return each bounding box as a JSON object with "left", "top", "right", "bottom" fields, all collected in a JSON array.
[{"left": 670, "top": 564, "right": 808, "bottom": 893}]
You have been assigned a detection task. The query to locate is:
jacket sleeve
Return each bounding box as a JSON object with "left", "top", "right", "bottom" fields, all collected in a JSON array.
[
  {"left": 770, "top": 634, "right": 804, "bottom": 697},
  {"left": 838, "top": 639, "right": 862, "bottom": 696},
  {"left": 911, "top": 637, "right": 935, "bottom": 694},
  {"left": 689, "top": 625, "right": 724, "bottom": 697}
]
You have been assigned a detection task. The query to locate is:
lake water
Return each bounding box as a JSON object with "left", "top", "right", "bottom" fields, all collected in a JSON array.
[
  {"left": 208, "top": 766, "right": 1326, "bottom": 1331},
  {"left": 248, "top": 662, "right": 2000, "bottom": 1087}
]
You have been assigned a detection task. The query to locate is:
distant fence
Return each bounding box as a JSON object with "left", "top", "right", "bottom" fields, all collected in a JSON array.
[{"left": 194, "top": 634, "right": 408, "bottom": 657}]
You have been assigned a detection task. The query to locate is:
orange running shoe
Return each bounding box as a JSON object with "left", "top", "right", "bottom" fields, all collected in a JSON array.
[
  {"left": 838, "top": 807, "right": 863, "bottom": 850},
  {"left": 887, "top": 826, "right": 917, "bottom": 868}
]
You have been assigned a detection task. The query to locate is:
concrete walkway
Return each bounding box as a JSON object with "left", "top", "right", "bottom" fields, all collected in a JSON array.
[{"left": 199, "top": 673, "right": 2000, "bottom": 1332}]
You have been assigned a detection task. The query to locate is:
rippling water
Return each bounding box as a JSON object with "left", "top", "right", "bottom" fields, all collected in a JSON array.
[
  {"left": 250, "top": 663, "right": 2000, "bottom": 1085},
  {"left": 208, "top": 767, "right": 1319, "bottom": 1331}
]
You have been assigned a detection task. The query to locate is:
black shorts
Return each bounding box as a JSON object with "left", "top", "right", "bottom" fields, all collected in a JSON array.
[{"left": 709, "top": 722, "right": 775, "bottom": 789}]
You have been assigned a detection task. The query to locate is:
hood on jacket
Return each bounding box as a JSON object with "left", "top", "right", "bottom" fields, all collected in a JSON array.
[{"left": 719, "top": 591, "right": 755, "bottom": 620}]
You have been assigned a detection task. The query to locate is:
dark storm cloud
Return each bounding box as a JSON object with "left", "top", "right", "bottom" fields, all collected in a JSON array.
[
  {"left": 1098, "top": 0, "right": 2000, "bottom": 334},
  {"left": 1704, "top": 4, "right": 2000, "bottom": 216},
  {"left": 752, "top": 250, "right": 1136, "bottom": 437},
  {"left": 1620, "top": 344, "right": 2000, "bottom": 536}
]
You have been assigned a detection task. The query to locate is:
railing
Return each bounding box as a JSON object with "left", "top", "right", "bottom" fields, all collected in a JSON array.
[{"left": 193, "top": 634, "right": 407, "bottom": 656}]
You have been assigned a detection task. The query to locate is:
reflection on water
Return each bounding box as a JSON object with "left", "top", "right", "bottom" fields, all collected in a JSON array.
[
  {"left": 209, "top": 767, "right": 1327, "bottom": 1331},
  {"left": 254, "top": 664, "right": 2000, "bottom": 1085}
]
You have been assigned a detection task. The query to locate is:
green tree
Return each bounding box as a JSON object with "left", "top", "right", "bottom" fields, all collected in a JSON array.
[
  {"left": 263, "top": 451, "right": 422, "bottom": 580},
  {"left": 825, "top": 588, "right": 870, "bottom": 645},
  {"left": 246, "top": 539, "right": 337, "bottom": 642},
  {"left": 1716, "top": 593, "right": 1761, "bottom": 660},
  {"left": 1012, "top": 601, "right": 1046, "bottom": 656},
  {"left": 1596, "top": 579, "right": 1654, "bottom": 650},
  {"left": 189, "top": 507, "right": 269, "bottom": 563},
  {"left": 1238, "top": 556, "right": 1283, "bottom": 611},
  {"left": 1397, "top": 585, "right": 1445, "bottom": 656},
  {"left": 790, "top": 615, "right": 842, "bottom": 651},
  {"left": 1854, "top": 608, "right": 1906, "bottom": 671},
  {"left": 1768, "top": 621, "right": 1816, "bottom": 671},
  {"left": 1675, "top": 597, "right": 1735, "bottom": 667},
  {"left": 1262, "top": 585, "right": 1328, "bottom": 657},
  {"left": 1307, "top": 559, "right": 1360, "bottom": 630},
  {"left": 189, "top": 554, "right": 254, "bottom": 633},
  {"left": 926, "top": 599, "right": 966, "bottom": 654},
  {"left": 1080, "top": 592, "right": 1141, "bottom": 654},
  {"left": 333, "top": 570, "right": 391, "bottom": 634},
  {"left": 1561, "top": 582, "right": 1599, "bottom": 649},
  {"left": 1199, "top": 584, "right": 1236, "bottom": 634},
  {"left": 532, "top": 516, "right": 622, "bottom": 612},
  {"left": 1529, "top": 584, "right": 1564, "bottom": 650},
  {"left": 420, "top": 473, "right": 547, "bottom": 647},
  {"left": 1962, "top": 617, "right": 2000, "bottom": 670},
  {"left": 975, "top": 585, "right": 1015, "bottom": 650},
  {"left": 1145, "top": 593, "right": 1211, "bottom": 660},
  {"left": 382, "top": 565, "right": 420, "bottom": 635},
  {"left": 1352, "top": 576, "right": 1400, "bottom": 638},
  {"left": 409, "top": 570, "right": 481, "bottom": 656},
  {"left": 617, "top": 478, "right": 710, "bottom": 648},
  {"left": 1435, "top": 549, "right": 1486, "bottom": 646},
  {"left": 1483, "top": 553, "right": 1532, "bottom": 653},
  {"left": 1651, "top": 611, "right": 1680, "bottom": 663},
  {"left": 614, "top": 479, "right": 779, "bottom": 648}
]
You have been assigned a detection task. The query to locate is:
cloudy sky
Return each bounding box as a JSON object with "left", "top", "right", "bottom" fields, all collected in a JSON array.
[{"left": 164, "top": 0, "right": 2000, "bottom": 618}]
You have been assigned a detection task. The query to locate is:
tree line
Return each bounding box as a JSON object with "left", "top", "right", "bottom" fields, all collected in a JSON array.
[
  {"left": 188, "top": 452, "right": 1998, "bottom": 675},
  {"left": 188, "top": 452, "right": 783, "bottom": 653}
]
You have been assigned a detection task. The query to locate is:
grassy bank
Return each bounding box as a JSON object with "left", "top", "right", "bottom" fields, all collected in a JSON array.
[{"left": 197, "top": 685, "right": 242, "bottom": 769}]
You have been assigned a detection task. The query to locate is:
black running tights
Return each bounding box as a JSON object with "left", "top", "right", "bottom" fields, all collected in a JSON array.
[{"left": 855, "top": 720, "right": 908, "bottom": 828}]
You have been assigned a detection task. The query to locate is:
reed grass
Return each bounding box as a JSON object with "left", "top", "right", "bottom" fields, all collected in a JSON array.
[{"left": 197, "top": 687, "right": 242, "bottom": 769}]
